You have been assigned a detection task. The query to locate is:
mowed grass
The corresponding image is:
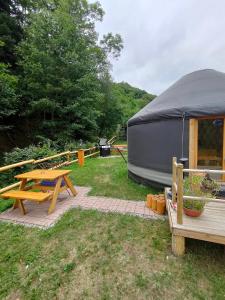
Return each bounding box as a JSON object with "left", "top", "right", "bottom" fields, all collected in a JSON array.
[
  {"left": 1, "top": 209, "right": 225, "bottom": 299},
  {"left": 66, "top": 157, "right": 160, "bottom": 200},
  {"left": 0, "top": 157, "right": 225, "bottom": 299}
]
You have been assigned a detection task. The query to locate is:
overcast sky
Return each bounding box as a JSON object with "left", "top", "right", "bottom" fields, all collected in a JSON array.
[{"left": 95, "top": 0, "right": 225, "bottom": 95}]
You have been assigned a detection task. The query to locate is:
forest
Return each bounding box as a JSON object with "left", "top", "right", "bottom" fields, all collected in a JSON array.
[{"left": 0, "top": 0, "right": 155, "bottom": 154}]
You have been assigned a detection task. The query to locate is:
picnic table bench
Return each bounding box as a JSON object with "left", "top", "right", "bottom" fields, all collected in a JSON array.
[{"left": 1, "top": 190, "right": 52, "bottom": 215}]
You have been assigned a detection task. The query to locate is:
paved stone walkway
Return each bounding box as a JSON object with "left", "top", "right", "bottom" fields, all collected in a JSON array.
[{"left": 0, "top": 186, "right": 163, "bottom": 229}]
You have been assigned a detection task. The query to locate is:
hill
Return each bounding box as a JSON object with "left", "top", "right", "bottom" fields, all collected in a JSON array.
[{"left": 112, "top": 82, "right": 156, "bottom": 126}]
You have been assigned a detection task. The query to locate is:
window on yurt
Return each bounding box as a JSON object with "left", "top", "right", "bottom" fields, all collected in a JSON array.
[{"left": 198, "top": 119, "right": 223, "bottom": 169}]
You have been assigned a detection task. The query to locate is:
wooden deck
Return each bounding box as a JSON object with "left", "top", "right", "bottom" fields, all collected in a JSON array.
[{"left": 165, "top": 188, "right": 225, "bottom": 255}]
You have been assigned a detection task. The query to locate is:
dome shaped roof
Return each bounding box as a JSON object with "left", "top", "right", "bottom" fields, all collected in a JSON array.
[{"left": 128, "top": 69, "right": 225, "bottom": 126}]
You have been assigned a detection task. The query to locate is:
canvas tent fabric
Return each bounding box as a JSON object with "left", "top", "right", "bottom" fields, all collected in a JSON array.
[
  {"left": 127, "top": 69, "right": 225, "bottom": 187},
  {"left": 128, "top": 69, "right": 225, "bottom": 127}
]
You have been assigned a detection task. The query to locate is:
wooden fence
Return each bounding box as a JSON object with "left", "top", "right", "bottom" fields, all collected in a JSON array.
[
  {"left": 172, "top": 157, "right": 225, "bottom": 225},
  {"left": 0, "top": 147, "right": 99, "bottom": 194}
]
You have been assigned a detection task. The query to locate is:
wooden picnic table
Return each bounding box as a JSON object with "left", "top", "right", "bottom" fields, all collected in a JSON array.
[{"left": 12, "top": 169, "right": 77, "bottom": 214}]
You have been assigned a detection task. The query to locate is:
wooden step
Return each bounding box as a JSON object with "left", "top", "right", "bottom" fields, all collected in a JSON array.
[{"left": 1, "top": 190, "right": 52, "bottom": 202}]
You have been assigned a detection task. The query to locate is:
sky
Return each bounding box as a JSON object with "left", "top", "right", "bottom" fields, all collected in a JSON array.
[{"left": 95, "top": 0, "right": 225, "bottom": 95}]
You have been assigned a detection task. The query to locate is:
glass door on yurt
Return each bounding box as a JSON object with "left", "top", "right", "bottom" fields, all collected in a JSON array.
[{"left": 197, "top": 118, "right": 225, "bottom": 180}]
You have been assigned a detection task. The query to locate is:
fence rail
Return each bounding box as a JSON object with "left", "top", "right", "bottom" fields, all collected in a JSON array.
[
  {"left": 0, "top": 160, "right": 35, "bottom": 172},
  {"left": 172, "top": 157, "right": 225, "bottom": 225},
  {"left": 0, "top": 147, "right": 99, "bottom": 194},
  {"left": 33, "top": 151, "right": 70, "bottom": 164}
]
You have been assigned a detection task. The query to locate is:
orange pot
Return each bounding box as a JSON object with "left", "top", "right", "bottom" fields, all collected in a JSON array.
[
  {"left": 156, "top": 199, "right": 166, "bottom": 215},
  {"left": 152, "top": 196, "right": 157, "bottom": 211},
  {"left": 183, "top": 208, "right": 203, "bottom": 217},
  {"left": 146, "top": 194, "right": 153, "bottom": 208}
]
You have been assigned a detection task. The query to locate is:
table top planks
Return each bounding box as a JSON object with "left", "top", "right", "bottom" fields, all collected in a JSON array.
[{"left": 15, "top": 169, "right": 71, "bottom": 180}]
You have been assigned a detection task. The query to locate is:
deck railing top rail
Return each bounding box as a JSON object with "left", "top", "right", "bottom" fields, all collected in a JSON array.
[{"left": 183, "top": 168, "right": 225, "bottom": 174}]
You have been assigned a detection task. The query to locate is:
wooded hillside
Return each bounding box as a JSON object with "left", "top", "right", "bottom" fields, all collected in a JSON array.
[{"left": 0, "top": 0, "right": 155, "bottom": 152}]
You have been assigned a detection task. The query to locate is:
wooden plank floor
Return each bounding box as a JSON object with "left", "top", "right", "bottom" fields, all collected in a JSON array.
[{"left": 165, "top": 188, "right": 225, "bottom": 245}]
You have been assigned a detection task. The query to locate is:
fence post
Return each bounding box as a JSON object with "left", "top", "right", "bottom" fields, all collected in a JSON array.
[
  {"left": 172, "top": 157, "right": 177, "bottom": 203},
  {"left": 78, "top": 149, "right": 85, "bottom": 166},
  {"left": 66, "top": 152, "right": 71, "bottom": 163},
  {"left": 177, "top": 163, "right": 183, "bottom": 225}
]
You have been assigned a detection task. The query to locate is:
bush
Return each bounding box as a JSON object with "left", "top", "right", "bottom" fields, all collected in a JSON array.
[
  {"left": 36, "top": 136, "right": 95, "bottom": 152},
  {"left": 0, "top": 144, "right": 56, "bottom": 187},
  {"left": 3, "top": 144, "right": 56, "bottom": 164}
]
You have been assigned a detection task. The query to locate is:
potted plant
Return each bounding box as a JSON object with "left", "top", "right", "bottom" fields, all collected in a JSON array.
[
  {"left": 200, "top": 173, "right": 219, "bottom": 194},
  {"left": 183, "top": 198, "right": 205, "bottom": 217},
  {"left": 183, "top": 175, "right": 216, "bottom": 217}
]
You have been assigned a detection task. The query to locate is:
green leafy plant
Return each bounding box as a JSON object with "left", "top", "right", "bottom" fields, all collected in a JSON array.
[
  {"left": 183, "top": 175, "right": 215, "bottom": 212},
  {"left": 183, "top": 198, "right": 205, "bottom": 211},
  {"left": 200, "top": 173, "right": 220, "bottom": 194}
]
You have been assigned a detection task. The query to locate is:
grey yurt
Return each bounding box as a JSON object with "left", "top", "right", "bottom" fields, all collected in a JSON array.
[{"left": 128, "top": 69, "right": 225, "bottom": 187}]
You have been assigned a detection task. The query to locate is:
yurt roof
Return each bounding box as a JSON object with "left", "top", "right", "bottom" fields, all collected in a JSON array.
[{"left": 128, "top": 69, "right": 225, "bottom": 126}]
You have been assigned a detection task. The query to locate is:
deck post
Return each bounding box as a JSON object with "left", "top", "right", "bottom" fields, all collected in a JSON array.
[
  {"left": 172, "top": 234, "right": 185, "bottom": 256},
  {"left": 78, "top": 149, "right": 85, "bottom": 166},
  {"left": 172, "top": 157, "right": 177, "bottom": 203},
  {"left": 177, "top": 163, "right": 183, "bottom": 225}
]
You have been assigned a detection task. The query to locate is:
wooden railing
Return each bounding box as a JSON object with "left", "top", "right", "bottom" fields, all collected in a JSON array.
[
  {"left": 111, "top": 144, "right": 127, "bottom": 156},
  {"left": 172, "top": 157, "right": 225, "bottom": 225},
  {"left": 113, "top": 144, "right": 127, "bottom": 150},
  {"left": 0, "top": 147, "right": 99, "bottom": 194}
]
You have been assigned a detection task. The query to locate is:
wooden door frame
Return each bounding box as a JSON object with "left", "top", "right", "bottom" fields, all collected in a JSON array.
[
  {"left": 189, "top": 119, "right": 198, "bottom": 169},
  {"left": 189, "top": 117, "right": 225, "bottom": 176},
  {"left": 223, "top": 119, "right": 225, "bottom": 180}
]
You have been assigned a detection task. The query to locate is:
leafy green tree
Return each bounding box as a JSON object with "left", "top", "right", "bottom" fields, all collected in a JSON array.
[
  {"left": 97, "top": 73, "right": 123, "bottom": 137},
  {"left": 18, "top": 0, "right": 123, "bottom": 142},
  {"left": 0, "top": 60, "right": 18, "bottom": 130},
  {"left": 0, "top": 0, "right": 34, "bottom": 70},
  {"left": 111, "top": 82, "right": 156, "bottom": 127}
]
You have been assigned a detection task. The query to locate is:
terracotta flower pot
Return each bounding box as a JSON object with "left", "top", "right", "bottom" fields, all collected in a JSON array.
[
  {"left": 146, "top": 194, "right": 153, "bottom": 208},
  {"left": 183, "top": 207, "right": 203, "bottom": 217},
  {"left": 156, "top": 198, "right": 166, "bottom": 215},
  {"left": 146, "top": 194, "right": 154, "bottom": 208},
  {"left": 152, "top": 197, "right": 157, "bottom": 211}
]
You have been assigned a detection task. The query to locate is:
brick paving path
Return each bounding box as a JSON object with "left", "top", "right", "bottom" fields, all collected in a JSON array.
[{"left": 0, "top": 186, "right": 163, "bottom": 229}]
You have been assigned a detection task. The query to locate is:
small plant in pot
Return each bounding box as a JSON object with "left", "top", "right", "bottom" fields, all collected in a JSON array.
[
  {"left": 183, "top": 199, "right": 205, "bottom": 217},
  {"left": 200, "top": 173, "right": 219, "bottom": 194},
  {"left": 183, "top": 175, "right": 215, "bottom": 217}
]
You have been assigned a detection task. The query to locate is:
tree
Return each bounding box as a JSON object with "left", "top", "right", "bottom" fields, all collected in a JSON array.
[
  {"left": 0, "top": 0, "right": 34, "bottom": 70},
  {"left": 97, "top": 72, "right": 123, "bottom": 137},
  {"left": 0, "top": 61, "right": 18, "bottom": 130},
  {"left": 18, "top": 0, "right": 123, "bottom": 142},
  {"left": 111, "top": 82, "right": 156, "bottom": 127}
]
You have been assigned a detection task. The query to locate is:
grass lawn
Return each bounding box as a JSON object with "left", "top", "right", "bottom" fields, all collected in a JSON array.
[
  {"left": 1, "top": 156, "right": 225, "bottom": 299},
  {"left": 1, "top": 209, "right": 225, "bottom": 299},
  {"left": 66, "top": 157, "right": 160, "bottom": 201}
]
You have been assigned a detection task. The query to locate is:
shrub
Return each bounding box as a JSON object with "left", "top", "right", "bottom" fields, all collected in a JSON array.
[{"left": 0, "top": 144, "right": 56, "bottom": 187}]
